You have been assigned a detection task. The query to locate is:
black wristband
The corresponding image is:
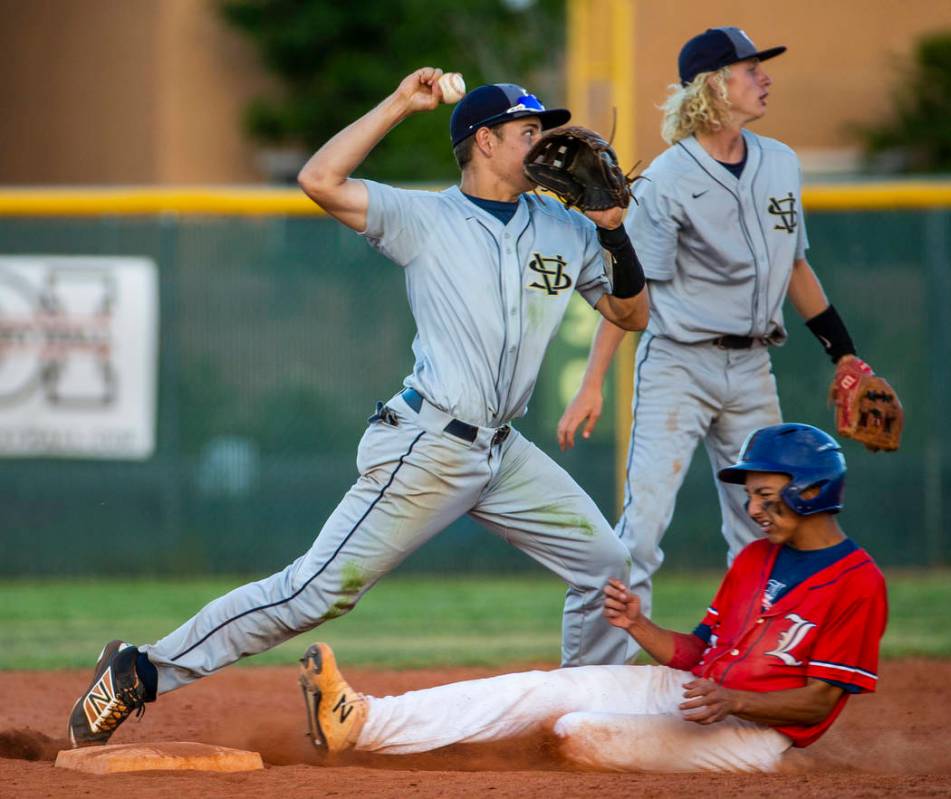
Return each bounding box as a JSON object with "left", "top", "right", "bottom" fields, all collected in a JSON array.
[
  {"left": 597, "top": 225, "right": 645, "bottom": 299},
  {"left": 597, "top": 224, "right": 629, "bottom": 248},
  {"left": 805, "top": 304, "right": 856, "bottom": 364}
]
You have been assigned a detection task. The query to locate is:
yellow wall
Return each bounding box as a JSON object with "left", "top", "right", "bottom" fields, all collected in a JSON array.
[
  {"left": 570, "top": 0, "right": 951, "bottom": 171},
  {"left": 0, "top": 0, "right": 275, "bottom": 184},
  {"left": 1, "top": 0, "right": 949, "bottom": 185}
]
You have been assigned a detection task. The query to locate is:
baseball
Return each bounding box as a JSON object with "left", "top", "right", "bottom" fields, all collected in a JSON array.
[{"left": 438, "top": 72, "right": 466, "bottom": 104}]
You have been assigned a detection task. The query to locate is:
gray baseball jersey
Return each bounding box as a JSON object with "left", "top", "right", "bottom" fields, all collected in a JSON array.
[
  {"left": 364, "top": 181, "right": 611, "bottom": 426},
  {"left": 141, "top": 184, "right": 633, "bottom": 691},
  {"left": 611, "top": 130, "right": 804, "bottom": 655},
  {"left": 630, "top": 130, "right": 808, "bottom": 343}
]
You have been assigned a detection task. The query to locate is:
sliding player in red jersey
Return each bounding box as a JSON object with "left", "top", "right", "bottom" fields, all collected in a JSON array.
[
  {"left": 610, "top": 422, "right": 889, "bottom": 752},
  {"left": 298, "top": 423, "right": 887, "bottom": 772}
]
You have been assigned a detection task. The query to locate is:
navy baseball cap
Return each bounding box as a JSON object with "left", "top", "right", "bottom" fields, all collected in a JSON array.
[
  {"left": 450, "top": 83, "right": 570, "bottom": 147},
  {"left": 679, "top": 27, "right": 786, "bottom": 85}
]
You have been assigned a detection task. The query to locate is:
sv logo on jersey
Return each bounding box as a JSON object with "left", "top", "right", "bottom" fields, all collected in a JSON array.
[
  {"left": 528, "top": 253, "right": 573, "bottom": 296},
  {"left": 765, "top": 613, "right": 817, "bottom": 666},
  {"left": 768, "top": 193, "right": 798, "bottom": 233}
]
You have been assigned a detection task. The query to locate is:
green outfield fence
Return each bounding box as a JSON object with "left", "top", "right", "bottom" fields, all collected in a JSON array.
[{"left": 0, "top": 184, "right": 949, "bottom": 576}]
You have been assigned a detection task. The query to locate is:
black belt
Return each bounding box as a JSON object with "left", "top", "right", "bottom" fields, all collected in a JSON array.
[
  {"left": 711, "top": 335, "right": 762, "bottom": 350},
  {"left": 402, "top": 388, "right": 509, "bottom": 446}
]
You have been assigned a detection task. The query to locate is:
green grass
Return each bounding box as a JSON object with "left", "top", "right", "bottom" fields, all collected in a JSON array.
[{"left": 0, "top": 571, "right": 948, "bottom": 670}]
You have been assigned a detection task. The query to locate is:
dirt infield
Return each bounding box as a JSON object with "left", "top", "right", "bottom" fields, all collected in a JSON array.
[{"left": 1, "top": 659, "right": 949, "bottom": 798}]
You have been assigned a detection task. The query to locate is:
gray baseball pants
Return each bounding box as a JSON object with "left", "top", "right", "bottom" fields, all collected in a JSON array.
[
  {"left": 142, "top": 390, "right": 632, "bottom": 693},
  {"left": 615, "top": 333, "right": 782, "bottom": 655}
]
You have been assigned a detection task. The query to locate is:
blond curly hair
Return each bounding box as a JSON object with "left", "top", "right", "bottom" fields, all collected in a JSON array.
[{"left": 660, "top": 66, "right": 732, "bottom": 144}]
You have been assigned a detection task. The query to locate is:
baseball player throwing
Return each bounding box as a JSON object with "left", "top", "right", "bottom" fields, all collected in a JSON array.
[
  {"left": 558, "top": 28, "right": 877, "bottom": 655},
  {"left": 299, "top": 423, "right": 888, "bottom": 773},
  {"left": 66, "top": 68, "right": 649, "bottom": 747}
]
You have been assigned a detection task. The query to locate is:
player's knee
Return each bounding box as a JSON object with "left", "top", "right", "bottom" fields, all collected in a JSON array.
[
  {"left": 592, "top": 533, "right": 634, "bottom": 576},
  {"left": 553, "top": 711, "right": 583, "bottom": 739},
  {"left": 286, "top": 571, "right": 366, "bottom": 627},
  {"left": 555, "top": 712, "right": 673, "bottom": 773},
  {"left": 564, "top": 532, "right": 629, "bottom": 590},
  {"left": 625, "top": 535, "right": 665, "bottom": 572},
  {"left": 553, "top": 712, "right": 608, "bottom": 770}
]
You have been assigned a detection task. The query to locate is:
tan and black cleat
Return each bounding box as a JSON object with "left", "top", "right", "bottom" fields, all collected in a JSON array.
[
  {"left": 299, "top": 642, "right": 367, "bottom": 753},
  {"left": 67, "top": 640, "right": 147, "bottom": 748}
]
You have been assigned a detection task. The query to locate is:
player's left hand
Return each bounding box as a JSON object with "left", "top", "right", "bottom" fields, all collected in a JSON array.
[
  {"left": 584, "top": 207, "right": 626, "bottom": 230},
  {"left": 679, "top": 678, "right": 736, "bottom": 724},
  {"left": 602, "top": 578, "right": 643, "bottom": 630},
  {"left": 557, "top": 383, "right": 603, "bottom": 451}
]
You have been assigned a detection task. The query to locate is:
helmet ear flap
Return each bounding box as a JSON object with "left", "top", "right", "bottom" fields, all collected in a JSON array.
[
  {"left": 779, "top": 481, "right": 805, "bottom": 514},
  {"left": 781, "top": 478, "right": 834, "bottom": 515},
  {"left": 799, "top": 482, "right": 826, "bottom": 502}
]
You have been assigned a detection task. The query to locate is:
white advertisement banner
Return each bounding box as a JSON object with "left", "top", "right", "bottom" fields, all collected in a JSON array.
[{"left": 0, "top": 256, "right": 159, "bottom": 459}]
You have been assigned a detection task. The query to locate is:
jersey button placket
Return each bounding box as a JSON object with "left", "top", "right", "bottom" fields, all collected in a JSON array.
[
  {"left": 507, "top": 242, "right": 520, "bottom": 346},
  {"left": 748, "top": 189, "right": 772, "bottom": 336},
  {"left": 498, "top": 228, "right": 521, "bottom": 419},
  {"left": 739, "top": 188, "right": 765, "bottom": 336}
]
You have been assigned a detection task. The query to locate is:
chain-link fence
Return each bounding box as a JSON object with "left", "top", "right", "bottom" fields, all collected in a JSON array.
[{"left": 0, "top": 194, "right": 948, "bottom": 575}]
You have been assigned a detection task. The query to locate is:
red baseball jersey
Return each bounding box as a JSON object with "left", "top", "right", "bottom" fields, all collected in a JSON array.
[{"left": 692, "top": 538, "right": 888, "bottom": 747}]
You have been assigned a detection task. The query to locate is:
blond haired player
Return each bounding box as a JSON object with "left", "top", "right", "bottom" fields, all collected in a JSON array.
[
  {"left": 558, "top": 28, "right": 877, "bottom": 659},
  {"left": 299, "top": 424, "right": 887, "bottom": 773}
]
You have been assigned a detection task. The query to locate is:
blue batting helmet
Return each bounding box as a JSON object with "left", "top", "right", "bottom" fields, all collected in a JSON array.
[{"left": 718, "top": 423, "right": 847, "bottom": 515}]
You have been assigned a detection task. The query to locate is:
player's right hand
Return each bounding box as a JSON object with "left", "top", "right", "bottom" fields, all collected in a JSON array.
[
  {"left": 556, "top": 384, "right": 603, "bottom": 451},
  {"left": 602, "top": 578, "right": 642, "bottom": 630},
  {"left": 679, "top": 679, "right": 736, "bottom": 725},
  {"left": 395, "top": 67, "right": 445, "bottom": 114}
]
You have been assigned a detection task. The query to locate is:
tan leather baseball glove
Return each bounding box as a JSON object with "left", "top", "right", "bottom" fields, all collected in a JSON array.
[{"left": 829, "top": 357, "right": 904, "bottom": 452}]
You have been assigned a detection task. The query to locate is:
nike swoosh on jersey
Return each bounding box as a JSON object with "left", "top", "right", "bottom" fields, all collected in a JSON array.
[{"left": 692, "top": 190, "right": 709, "bottom": 199}]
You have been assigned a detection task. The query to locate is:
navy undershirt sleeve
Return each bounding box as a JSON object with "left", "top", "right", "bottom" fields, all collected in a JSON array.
[
  {"left": 692, "top": 622, "right": 713, "bottom": 644},
  {"left": 817, "top": 677, "right": 862, "bottom": 694}
]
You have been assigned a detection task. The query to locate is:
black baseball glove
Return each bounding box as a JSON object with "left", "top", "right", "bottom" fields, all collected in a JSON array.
[{"left": 523, "top": 126, "right": 635, "bottom": 212}]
